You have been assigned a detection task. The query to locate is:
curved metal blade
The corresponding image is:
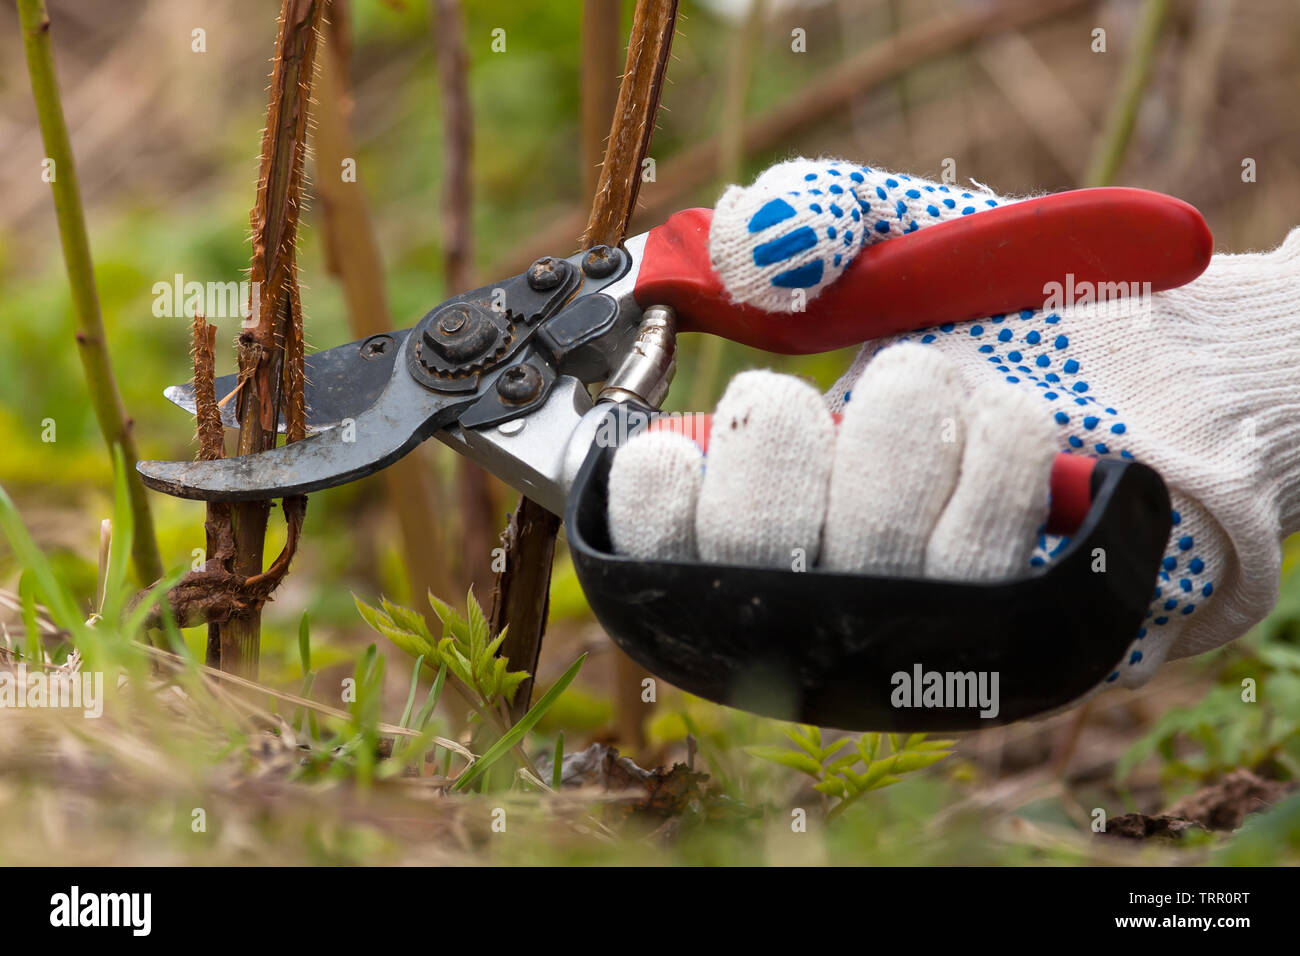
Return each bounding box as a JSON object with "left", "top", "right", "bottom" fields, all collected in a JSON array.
[
  {"left": 138, "top": 357, "right": 459, "bottom": 501},
  {"left": 164, "top": 328, "right": 412, "bottom": 432}
]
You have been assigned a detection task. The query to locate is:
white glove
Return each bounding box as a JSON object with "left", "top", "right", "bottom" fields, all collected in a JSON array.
[{"left": 609, "top": 157, "right": 1300, "bottom": 694}]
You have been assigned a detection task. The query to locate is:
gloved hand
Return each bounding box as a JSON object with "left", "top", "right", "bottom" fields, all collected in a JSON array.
[{"left": 608, "top": 157, "right": 1300, "bottom": 694}]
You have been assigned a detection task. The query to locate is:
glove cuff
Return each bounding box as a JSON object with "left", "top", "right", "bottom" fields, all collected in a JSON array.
[{"left": 1166, "top": 227, "right": 1300, "bottom": 538}]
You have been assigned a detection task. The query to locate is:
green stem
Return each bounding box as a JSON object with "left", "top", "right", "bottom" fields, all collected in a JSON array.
[
  {"left": 16, "top": 0, "right": 163, "bottom": 586},
  {"left": 1083, "top": 0, "right": 1170, "bottom": 188}
]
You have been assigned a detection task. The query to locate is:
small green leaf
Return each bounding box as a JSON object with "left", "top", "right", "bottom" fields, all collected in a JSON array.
[
  {"left": 374, "top": 617, "right": 434, "bottom": 661},
  {"left": 483, "top": 630, "right": 508, "bottom": 661},
  {"left": 782, "top": 725, "right": 822, "bottom": 759},
  {"left": 437, "top": 637, "right": 475, "bottom": 686},
  {"left": 862, "top": 732, "right": 881, "bottom": 762},
  {"left": 860, "top": 754, "right": 900, "bottom": 789},
  {"left": 428, "top": 592, "right": 470, "bottom": 641},
  {"left": 466, "top": 587, "right": 490, "bottom": 663},
  {"left": 746, "top": 745, "right": 824, "bottom": 778},
  {"left": 354, "top": 595, "right": 391, "bottom": 632},
  {"left": 381, "top": 598, "right": 434, "bottom": 642},
  {"left": 825, "top": 752, "right": 862, "bottom": 775},
  {"left": 490, "top": 656, "right": 509, "bottom": 700},
  {"left": 499, "top": 668, "right": 527, "bottom": 704},
  {"left": 891, "top": 750, "right": 952, "bottom": 774},
  {"left": 814, "top": 777, "right": 848, "bottom": 797},
  {"left": 836, "top": 768, "right": 865, "bottom": 796},
  {"left": 820, "top": 737, "right": 851, "bottom": 762}
]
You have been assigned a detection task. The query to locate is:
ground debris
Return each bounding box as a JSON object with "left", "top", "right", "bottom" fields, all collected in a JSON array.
[
  {"left": 536, "top": 742, "right": 710, "bottom": 818},
  {"left": 1102, "top": 769, "right": 1297, "bottom": 842}
]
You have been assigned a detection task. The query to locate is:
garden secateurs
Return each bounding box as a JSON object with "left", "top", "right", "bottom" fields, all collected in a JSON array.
[{"left": 140, "top": 188, "right": 1212, "bottom": 731}]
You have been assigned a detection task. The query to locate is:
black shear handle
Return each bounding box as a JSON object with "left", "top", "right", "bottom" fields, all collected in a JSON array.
[{"left": 565, "top": 407, "right": 1171, "bottom": 732}]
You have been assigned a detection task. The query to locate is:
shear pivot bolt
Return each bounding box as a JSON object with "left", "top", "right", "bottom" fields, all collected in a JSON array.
[{"left": 421, "top": 303, "right": 497, "bottom": 365}]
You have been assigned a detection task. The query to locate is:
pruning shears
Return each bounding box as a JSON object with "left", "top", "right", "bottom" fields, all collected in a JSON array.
[{"left": 140, "top": 188, "right": 1212, "bottom": 731}]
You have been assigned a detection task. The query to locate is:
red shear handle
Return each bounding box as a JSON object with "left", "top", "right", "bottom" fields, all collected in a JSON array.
[
  {"left": 634, "top": 189, "right": 1212, "bottom": 355},
  {"left": 648, "top": 414, "right": 1095, "bottom": 536}
]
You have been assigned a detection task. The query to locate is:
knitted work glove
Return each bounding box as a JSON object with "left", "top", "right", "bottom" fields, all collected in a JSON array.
[{"left": 608, "top": 157, "right": 1300, "bottom": 694}]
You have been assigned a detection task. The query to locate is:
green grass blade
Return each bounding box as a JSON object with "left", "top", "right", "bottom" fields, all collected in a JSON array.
[
  {"left": 552, "top": 731, "right": 565, "bottom": 790},
  {"left": 298, "top": 612, "right": 311, "bottom": 675},
  {"left": 0, "top": 483, "right": 83, "bottom": 631},
  {"left": 102, "top": 446, "right": 134, "bottom": 622},
  {"left": 400, "top": 655, "right": 426, "bottom": 729},
  {"left": 157, "top": 599, "right": 192, "bottom": 660},
  {"left": 120, "top": 567, "right": 187, "bottom": 642},
  {"left": 293, "top": 671, "right": 317, "bottom": 736},
  {"left": 20, "top": 572, "right": 41, "bottom": 665},
  {"left": 414, "top": 663, "right": 447, "bottom": 731}
]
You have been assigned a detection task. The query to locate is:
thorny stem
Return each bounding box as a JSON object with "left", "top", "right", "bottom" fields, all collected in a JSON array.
[
  {"left": 16, "top": 0, "right": 164, "bottom": 588},
  {"left": 190, "top": 315, "right": 227, "bottom": 668},
  {"left": 580, "top": 0, "right": 680, "bottom": 250},
  {"left": 221, "top": 0, "right": 325, "bottom": 676}
]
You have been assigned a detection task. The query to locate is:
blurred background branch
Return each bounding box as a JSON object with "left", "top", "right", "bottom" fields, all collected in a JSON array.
[
  {"left": 431, "top": 0, "right": 501, "bottom": 598},
  {"left": 15, "top": 0, "right": 163, "bottom": 588},
  {"left": 1084, "top": 0, "right": 1170, "bottom": 187},
  {"left": 315, "top": 0, "right": 455, "bottom": 606}
]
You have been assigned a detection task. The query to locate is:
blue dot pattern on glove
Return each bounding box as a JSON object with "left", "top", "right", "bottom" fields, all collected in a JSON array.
[
  {"left": 846, "top": 301, "right": 1216, "bottom": 684},
  {"left": 747, "top": 168, "right": 1001, "bottom": 287},
  {"left": 712, "top": 159, "right": 1004, "bottom": 313},
  {"left": 742, "top": 166, "right": 878, "bottom": 289}
]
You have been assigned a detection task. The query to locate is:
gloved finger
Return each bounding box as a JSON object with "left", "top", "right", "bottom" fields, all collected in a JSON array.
[
  {"left": 823, "top": 343, "right": 965, "bottom": 575},
  {"left": 926, "top": 381, "right": 1057, "bottom": 580},
  {"left": 607, "top": 430, "right": 704, "bottom": 561},
  {"left": 710, "top": 157, "right": 1009, "bottom": 313},
  {"left": 695, "top": 370, "right": 835, "bottom": 568}
]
